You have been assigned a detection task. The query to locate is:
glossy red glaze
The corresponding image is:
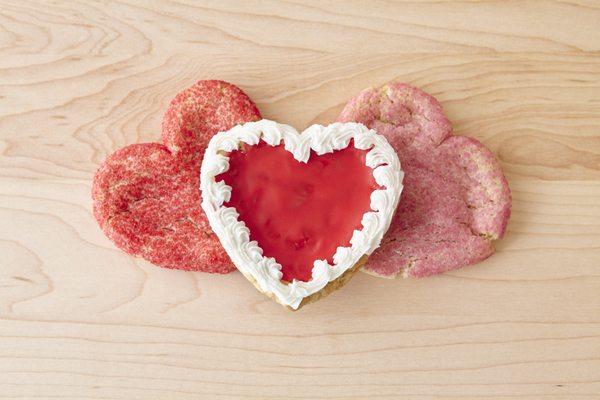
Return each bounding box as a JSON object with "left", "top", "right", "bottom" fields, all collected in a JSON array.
[{"left": 217, "top": 141, "right": 378, "bottom": 282}]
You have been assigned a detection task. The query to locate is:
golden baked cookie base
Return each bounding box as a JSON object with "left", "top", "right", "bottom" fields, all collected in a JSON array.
[{"left": 239, "top": 254, "right": 368, "bottom": 310}]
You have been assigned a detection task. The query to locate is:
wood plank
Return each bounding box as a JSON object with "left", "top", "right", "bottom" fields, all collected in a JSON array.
[{"left": 1, "top": 1, "right": 599, "bottom": 399}]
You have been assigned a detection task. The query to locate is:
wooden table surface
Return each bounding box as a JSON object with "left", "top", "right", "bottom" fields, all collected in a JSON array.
[{"left": 1, "top": 1, "right": 600, "bottom": 399}]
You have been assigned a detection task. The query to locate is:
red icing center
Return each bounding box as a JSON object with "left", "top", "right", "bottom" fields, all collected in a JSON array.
[{"left": 217, "top": 141, "right": 378, "bottom": 282}]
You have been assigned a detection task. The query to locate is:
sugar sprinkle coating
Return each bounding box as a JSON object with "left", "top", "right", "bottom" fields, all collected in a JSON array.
[
  {"left": 92, "top": 80, "right": 261, "bottom": 272},
  {"left": 338, "top": 82, "right": 511, "bottom": 278}
]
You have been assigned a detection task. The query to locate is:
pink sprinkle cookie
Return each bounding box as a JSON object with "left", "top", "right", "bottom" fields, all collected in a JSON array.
[
  {"left": 337, "top": 82, "right": 511, "bottom": 278},
  {"left": 92, "top": 80, "right": 261, "bottom": 273}
]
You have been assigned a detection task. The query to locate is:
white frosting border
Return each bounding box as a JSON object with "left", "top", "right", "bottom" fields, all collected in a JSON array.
[{"left": 200, "top": 119, "right": 403, "bottom": 309}]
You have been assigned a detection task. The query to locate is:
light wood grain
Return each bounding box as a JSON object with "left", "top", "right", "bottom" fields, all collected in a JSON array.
[{"left": 1, "top": 1, "right": 600, "bottom": 399}]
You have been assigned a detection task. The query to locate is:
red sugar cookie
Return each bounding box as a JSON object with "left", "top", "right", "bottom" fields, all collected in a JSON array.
[
  {"left": 92, "top": 80, "right": 261, "bottom": 272},
  {"left": 337, "top": 82, "right": 511, "bottom": 278}
]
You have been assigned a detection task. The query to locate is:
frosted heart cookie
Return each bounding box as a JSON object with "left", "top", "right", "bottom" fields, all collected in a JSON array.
[{"left": 200, "top": 120, "right": 403, "bottom": 309}]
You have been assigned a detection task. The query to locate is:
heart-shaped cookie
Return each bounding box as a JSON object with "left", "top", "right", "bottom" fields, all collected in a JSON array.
[
  {"left": 200, "top": 120, "right": 403, "bottom": 309},
  {"left": 338, "top": 82, "right": 511, "bottom": 278},
  {"left": 92, "top": 80, "right": 261, "bottom": 272}
]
